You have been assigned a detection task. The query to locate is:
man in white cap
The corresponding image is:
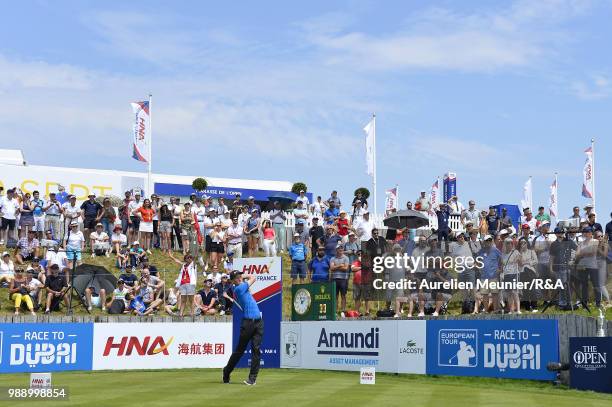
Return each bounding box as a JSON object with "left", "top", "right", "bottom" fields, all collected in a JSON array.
[
  {"left": 354, "top": 211, "right": 373, "bottom": 242},
  {"left": 296, "top": 190, "right": 309, "bottom": 207}
]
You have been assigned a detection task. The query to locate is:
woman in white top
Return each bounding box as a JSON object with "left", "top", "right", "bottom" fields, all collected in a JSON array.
[
  {"left": 209, "top": 222, "right": 226, "bottom": 269},
  {"left": 169, "top": 253, "right": 197, "bottom": 317},
  {"left": 0, "top": 252, "right": 15, "bottom": 284},
  {"left": 64, "top": 222, "right": 85, "bottom": 268},
  {"left": 501, "top": 238, "right": 521, "bottom": 314}
]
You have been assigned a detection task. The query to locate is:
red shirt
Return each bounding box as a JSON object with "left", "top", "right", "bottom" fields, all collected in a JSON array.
[
  {"left": 352, "top": 260, "right": 362, "bottom": 284},
  {"left": 137, "top": 207, "right": 155, "bottom": 223},
  {"left": 337, "top": 218, "right": 349, "bottom": 236},
  {"left": 180, "top": 265, "right": 191, "bottom": 285}
]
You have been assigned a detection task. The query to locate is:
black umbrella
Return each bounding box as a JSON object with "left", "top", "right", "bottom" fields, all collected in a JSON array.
[
  {"left": 383, "top": 209, "right": 429, "bottom": 229},
  {"left": 72, "top": 264, "right": 118, "bottom": 298},
  {"left": 267, "top": 192, "right": 298, "bottom": 209}
]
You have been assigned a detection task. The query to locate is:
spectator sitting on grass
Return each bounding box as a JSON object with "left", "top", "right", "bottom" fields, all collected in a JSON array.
[
  {"left": 129, "top": 241, "right": 146, "bottom": 268},
  {"left": 110, "top": 224, "right": 127, "bottom": 254},
  {"left": 84, "top": 285, "right": 107, "bottom": 312},
  {"left": 116, "top": 246, "right": 129, "bottom": 269},
  {"left": 289, "top": 233, "right": 308, "bottom": 285},
  {"left": 45, "top": 244, "right": 67, "bottom": 271},
  {"left": 119, "top": 266, "right": 138, "bottom": 292},
  {"left": 164, "top": 286, "right": 180, "bottom": 316},
  {"left": 0, "top": 251, "right": 15, "bottom": 285},
  {"left": 90, "top": 223, "right": 110, "bottom": 257},
  {"left": 26, "top": 271, "right": 44, "bottom": 311},
  {"left": 26, "top": 257, "right": 44, "bottom": 283},
  {"left": 44, "top": 264, "right": 69, "bottom": 314},
  {"left": 14, "top": 230, "right": 39, "bottom": 265},
  {"left": 9, "top": 268, "right": 36, "bottom": 316},
  {"left": 140, "top": 267, "right": 164, "bottom": 300},
  {"left": 135, "top": 274, "right": 163, "bottom": 315},
  {"left": 195, "top": 276, "right": 218, "bottom": 315},
  {"left": 215, "top": 273, "right": 233, "bottom": 315},
  {"left": 107, "top": 279, "right": 129, "bottom": 314}
]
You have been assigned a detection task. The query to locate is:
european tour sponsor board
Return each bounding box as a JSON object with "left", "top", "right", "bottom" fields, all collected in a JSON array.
[
  {"left": 281, "top": 320, "right": 427, "bottom": 373},
  {"left": 92, "top": 323, "right": 232, "bottom": 371},
  {"left": 0, "top": 323, "right": 93, "bottom": 373},
  {"left": 426, "top": 319, "right": 559, "bottom": 380}
]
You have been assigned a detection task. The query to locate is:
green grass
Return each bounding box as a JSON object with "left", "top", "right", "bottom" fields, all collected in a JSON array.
[
  {"left": 1, "top": 246, "right": 611, "bottom": 320},
  {"left": 1, "top": 368, "right": 610, "bottom": 407}
]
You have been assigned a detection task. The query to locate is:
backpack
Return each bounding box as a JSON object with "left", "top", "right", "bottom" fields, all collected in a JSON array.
[
  {"left": 108, "top": 299, "right": 125, "bottom": 315},
  {"left": 376, "top": 309, "right": 395, "bottom": 318}
]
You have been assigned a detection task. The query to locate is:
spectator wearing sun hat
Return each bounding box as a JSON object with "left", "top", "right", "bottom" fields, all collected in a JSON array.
[
  {"left": 293, "top": 200, "right": 309, "bottom": 225},
  {"left": 269, "top": 201, "right": 287, "bottom": 253}
]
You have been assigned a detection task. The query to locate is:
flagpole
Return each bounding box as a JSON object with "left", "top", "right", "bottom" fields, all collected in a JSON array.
[
  {"left": 372, "top": 113, "right": 377, "bottom": 216},
  {"left": 591, "top": 138, "right": 595, "bottom": 210},
  {"left": 148, "top": 93, "right": 153, "bottom": 197},
  {"left": 396, "top": 183, "right": 399, "bottom": 210},
  {"left": 553, "top": 172, "right": 558, "bottom": 226}
]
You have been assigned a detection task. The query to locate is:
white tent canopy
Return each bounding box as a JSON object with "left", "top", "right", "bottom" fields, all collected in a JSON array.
[{"left": 0, "top": 149, "right": 25, "bottom": 166}]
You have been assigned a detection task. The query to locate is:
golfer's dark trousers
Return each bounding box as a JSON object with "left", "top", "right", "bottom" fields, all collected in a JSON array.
[{"left": 224, "top": 318, "right": 264, "bottom": 381}]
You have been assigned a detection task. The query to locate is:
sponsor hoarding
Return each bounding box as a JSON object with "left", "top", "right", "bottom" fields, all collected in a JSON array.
[
  {"left": 92, "top": 323, "right": 231, "bottom": 370},
  {"left": 0, "top": 323, "right": 93, "bottom": 373},
  {"left": 232, "top": 257, "right": 282, "bottom": 368},
  {"left": 426, "top": 319, "right": 559, "bottom": 380},
  {"left": 281, "top": 320, "right": 426, "bottom": 373},
  {"left": 396, "top": 320, "right": 427, "bottom": 374},
  {"left": 570, "top": 336, "right": 611, "bottom": 393}
]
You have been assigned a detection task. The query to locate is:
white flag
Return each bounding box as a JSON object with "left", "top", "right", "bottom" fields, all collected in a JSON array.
[
  {"left": 363, "top": 117, "right": 375, "bottom": 176},
  {"left": 549, "top": 177, "right": 558, "bottom": 217},
  {"left": 521, "top": 177, "right": 532, "bottom": 211},
  {"left": 582, "top": 146, "right": 593, "bottom": 198},
  {"left": 429, "top": 179, "right": 439, "bottom": 213},
  {"left": 131, "top": 101, "right": 150, "bottom": 163},
  {"left": 385, "top": 187, "right": 398, "bottom": 215}
]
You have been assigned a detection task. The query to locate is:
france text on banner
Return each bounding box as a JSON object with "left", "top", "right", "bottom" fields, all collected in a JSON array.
[
  {"left": 364, "top": 118, "right": 375, "bottom": 177},
  {"left": 582, "top": 146, "right": 593, "bottom": 198},
  {"left": 131, "top": 101, "right": 150, "bottom": 163}
]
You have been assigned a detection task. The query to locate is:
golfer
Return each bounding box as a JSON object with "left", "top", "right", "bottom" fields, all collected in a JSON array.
[{"left": 222, "top": 270, "right": 263, "bottom": 386}]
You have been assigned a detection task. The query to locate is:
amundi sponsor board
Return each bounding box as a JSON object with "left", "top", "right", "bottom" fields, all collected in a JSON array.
[{"left": 281, "top": 320, "right": 427, "bottom": 374}]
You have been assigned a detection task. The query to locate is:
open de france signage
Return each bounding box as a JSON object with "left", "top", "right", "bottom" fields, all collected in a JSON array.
[
  {"left": 0, "top": 323, "right": 93, "bottom": 373},
  {"left": 570, "top": 337, "right": 611, "bottom": 394},
  {"left": 292, "top": 282, "right": 336, "bottom": 321},
  {"left": 232, "top": 257, "right": 282, "bottom": 369},
  {"left": 426, "top": 319, "right": 559, "bottom": 380}
]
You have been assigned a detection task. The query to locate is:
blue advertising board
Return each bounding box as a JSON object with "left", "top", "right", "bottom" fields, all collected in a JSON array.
[
  {"left": 570, "top": 336, "right": 611, "bottom": 393},
  {"left": 232, "top": 257, "right": 282, "bottom": 369},
  {"left": 426, "top": 319, "right": 559, "bottom": 380},
  {"left": 0, "top": 323, "right": 93, "bottom": 373},
  {"left": 443, "top": 172, "right": 457, "bottom": 203},
  {"left": 155, "top": 182, "right": 312, "bottom": 203}
]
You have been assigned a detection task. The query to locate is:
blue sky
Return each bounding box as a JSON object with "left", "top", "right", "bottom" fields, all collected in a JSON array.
[{"left": 1, "top": 0, "right": 611, "bottom": 219}]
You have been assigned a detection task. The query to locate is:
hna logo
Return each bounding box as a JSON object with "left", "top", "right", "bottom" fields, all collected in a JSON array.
[
  {"left": 241, "top": 264, "right": 270, "bottom": 274},
  {"left": 103, "top": 336, "right": 174, "bottom": 356},
  {"left": 484, "top": 343, "right": 540, "bottom": 371}
]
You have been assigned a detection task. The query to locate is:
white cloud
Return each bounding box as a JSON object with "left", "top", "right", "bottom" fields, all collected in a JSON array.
[
  {"left": 570, "top": 74, "right": 612, "bottom": 100},
  {"left": 0, "top": 55, "right": 94, "bottom": 90},
  {"left": 301, "top": 0, "right": 592, "bottom": 72}
]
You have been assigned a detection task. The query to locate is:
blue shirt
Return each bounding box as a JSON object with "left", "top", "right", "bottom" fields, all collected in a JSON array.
[
  {"left": 56, "top": 191, "right": 69, "bottom": 205},
  {"left": 234, "top": 281, "right": 261, "bottom": 319},
  {"left": 309, "top": 256, "right": 330, "bottom": 282},
  {"left": 32, "top": 198, "right": 45, "bottom": 217},
  {"left": 478, "top": 246, "right": 502, "bottom": 280},
  {"left": 436, "top": 207, "right": 450, "bottom": 231},
  {"left": 323, "top": 234, "right": 342, "bottom": 257},
  {"left": 324, "top": 208, "right": 339, "bottom": 224},
  {"left": 289, "top": 242, "right": 307, "bottom": 261}
]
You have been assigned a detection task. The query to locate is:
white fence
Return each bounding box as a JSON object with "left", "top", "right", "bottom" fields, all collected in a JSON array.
[{"left": 260, "top": 211, "right": 465, "bottom": 233}]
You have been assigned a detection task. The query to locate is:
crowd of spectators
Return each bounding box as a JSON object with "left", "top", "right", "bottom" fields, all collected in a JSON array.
[{"left": 0, "top": 185, "right": 610, "bottom": 318}]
